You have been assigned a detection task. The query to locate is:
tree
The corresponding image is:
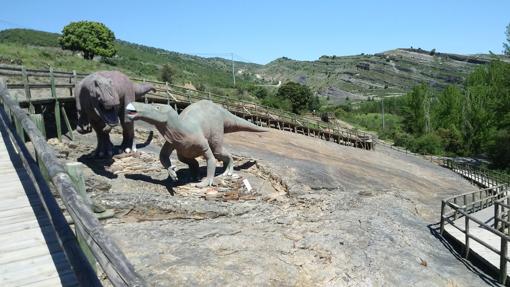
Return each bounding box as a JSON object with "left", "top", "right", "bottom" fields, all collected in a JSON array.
[
  {"left": 59, "top": 21, "right": 116, "bottom": 60},
  {"left": 160, "top": 64, "right": 175, "bottom": 83},
  {"left": 402, "top": 84, "right": 431, "bottom": 135},
  {"left": 504, "top": 23, "right": 510, "bottom": 55},
  {"left": 276, "top": 82, "right": 317, "bottom": 114}
]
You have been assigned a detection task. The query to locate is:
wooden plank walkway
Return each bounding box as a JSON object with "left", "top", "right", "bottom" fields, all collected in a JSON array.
[
  {"left": 444, "top": 208, "right": 506, "bottom": 274},
  {"left": 0, "top": 127, "right": 78, "bottom": 286}
]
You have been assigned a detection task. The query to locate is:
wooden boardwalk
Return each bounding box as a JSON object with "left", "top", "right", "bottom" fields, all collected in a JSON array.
[
  {"left": 444, "top": 208, "right": 506, "bottom": 274},
  {"left": 441, "top": 159, "right": 510, "bottom": 283},
  {"left": 0, "top": 126, "right": 78, "bottom": 286}
]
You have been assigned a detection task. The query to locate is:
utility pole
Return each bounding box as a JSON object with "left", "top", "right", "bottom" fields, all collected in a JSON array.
[
  {"left": 231, "top": 53, "right": 236, "bottom": 87},
  {"left": 381, "top": 96, "right": 385, "bottom": 130}
]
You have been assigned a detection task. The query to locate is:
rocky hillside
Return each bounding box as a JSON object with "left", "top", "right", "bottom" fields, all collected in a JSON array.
[
  {"left": 256, "top": 48, "right": 509, "bottom": 103},
  {"left": 1, "top": 28, "right": 508, "bottom": 104}
]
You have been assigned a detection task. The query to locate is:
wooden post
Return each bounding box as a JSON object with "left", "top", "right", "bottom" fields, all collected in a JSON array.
[
  {"left": 440, "top": 201, "right": 445, "bottom": 235},
  {"left": 50, "top": 67, "right": 62, "bottom": 141},
  {"left": 165, "top": 82, "right": 170, "bottom": 105},
  {"left": 464, "top": 216, "right": 470, "bottom": 258},
  {"left": 495, "top": 202, "right": 500, "bottom": 231},
  {"left": 500, "top": 238, "right": 507, "bottom": 284},
  {"left": 30, "top": 113, "right": 50, "bottom": 182},
  {"left": 65, "top": 162, "right": 97, "bottom": 272},
  {"left": 143, "top": 79, "right": 148, "bottom": 104},
  {"left": 61, "top": 104, "right": 74, "bottom": 141},
  {"left": 69, "top": 70, "right": 77, "bottom": 97},
  {"left": 21, "top": 66, "right": 34, "bottom": 114},
  {"left": 14, "top": 115, "right": 24, "bottom": 141}
]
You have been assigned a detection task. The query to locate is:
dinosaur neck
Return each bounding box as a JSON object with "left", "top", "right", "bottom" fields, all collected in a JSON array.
[{"left": 157, "top": 111, "right": 189, "bottom": 142}]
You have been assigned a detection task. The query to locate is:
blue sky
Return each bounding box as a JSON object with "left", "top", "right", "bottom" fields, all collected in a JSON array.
[{"left": 1, "top": 0, "right": 509, "bottom": 64}]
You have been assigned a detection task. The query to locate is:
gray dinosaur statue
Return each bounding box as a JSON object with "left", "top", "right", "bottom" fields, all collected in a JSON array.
[
  {"left": 75, "top": 71, "right": 155, "bottom": 157},
  {"left": 125, "top": 100, "right": 267, "bottom": 187}
]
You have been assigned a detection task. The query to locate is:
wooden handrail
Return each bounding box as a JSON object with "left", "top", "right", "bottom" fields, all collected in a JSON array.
[{"left": 0, "top": 79, "right": 145, "bottom": 286}]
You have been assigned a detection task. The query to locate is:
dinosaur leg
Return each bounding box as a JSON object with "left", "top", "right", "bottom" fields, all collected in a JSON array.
[
  {"left": 120, "top": 114, "right": 136, "bottom": 153},
  {"left": 159, "top": 141, "right": 177, "bottom": 181},
  {"left": 177, "top": 154, "right": 200, "bottom": 181},
  {"left": 214, "top": 148, "right": 234, "bottom": 177},
  {"left": 195, "top": 148, "right": 216, "bottom": 188},
  {"left": 91, "top": 118, "right": 113, "bottom": 158}
]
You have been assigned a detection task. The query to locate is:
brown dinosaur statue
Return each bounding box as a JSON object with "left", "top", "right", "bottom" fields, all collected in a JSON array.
[
  {"left": 125, "top": 100, "right": 267, "bottom": 187},
  {"left": 75, "top": 71, "right": 155, "bottom": 157}
]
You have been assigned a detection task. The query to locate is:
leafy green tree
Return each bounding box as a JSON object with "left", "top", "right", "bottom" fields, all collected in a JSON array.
[
  {"left": 160, "top": 64, "right": 175, "bottom": 83},
  {"left": 402, "top": 84, "right": 431, "bottom": 135},
  {"left": 432, "top": 85, "right": 462, "bottom": 131},
  {"left": 504, "top": 23, "right": 510, "bottom": 55},
  {"left": 59, "top": 21, "right": 116, "bottom": 60},
  {"left": 252, "top": 86, "right": 269, "bottom": 99},
  {"left": 276, "top": 82, "right": 317, "bottom": 114}
]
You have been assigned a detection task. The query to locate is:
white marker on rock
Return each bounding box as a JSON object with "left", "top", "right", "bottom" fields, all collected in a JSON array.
[{"left": 243, "top": 178, "right": 252, "bottom": 192}]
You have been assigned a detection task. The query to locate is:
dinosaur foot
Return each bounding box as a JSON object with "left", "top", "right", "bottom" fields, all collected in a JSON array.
[
  {"left": 122, "top": 146, "right": 137, "bottom": 153},
  {"left": 195, "top": 178, "right": 214, "bottom": 188},
  {"left": 167, "top": 166, "right": 178, "bottom": 181}
]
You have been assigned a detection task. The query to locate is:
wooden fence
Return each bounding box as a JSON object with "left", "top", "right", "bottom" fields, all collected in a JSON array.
[
  {"left": 0, "top": 64, "right": 375, "bottom": 150},
  {"left": 440, "top": 185, "right": 509, "bottom": 284},
  {"left": 0, "top": 79, "right": 144, "bottom": 286},
  {"left": 440, "top": 158, "right": 510, "bottom": 284},
  {"left": 442, "top": 159, "right": 510, "bottom": 187}
]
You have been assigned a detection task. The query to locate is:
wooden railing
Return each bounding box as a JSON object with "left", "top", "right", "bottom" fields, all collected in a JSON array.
[
  {"left": 0, "top": 64, "right": 375, "bottom": 150},
  {"left": 0, "top": 79, "right": 144, "bottom": 286},
  {"left": 440, "top": 185, "right": 510, "bottom": 284},
  {"left": 442, "top": 159, "right": 510, "bottom": 187}
]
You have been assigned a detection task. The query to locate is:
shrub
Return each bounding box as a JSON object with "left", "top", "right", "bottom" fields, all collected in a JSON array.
[
  {"left": 276, "top": 82, "right": 318, "bottom": 114},
  {"left": 160, "top": 64, "right": 175, "bottom": 83},
  {"left": 411, "top": 133, "right": 444, "bottom": 155}
]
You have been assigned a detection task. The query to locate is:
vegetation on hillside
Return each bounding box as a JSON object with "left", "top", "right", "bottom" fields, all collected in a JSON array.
[
  {"left": 332, "top": 60, "right": 510, "bottom": 169},
  {"left": 0, "top": 29, "right": 263, "bottom": 98}
]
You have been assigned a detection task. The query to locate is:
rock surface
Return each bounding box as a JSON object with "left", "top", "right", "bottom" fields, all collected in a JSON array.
[{"left": 50, "top": 124, "right": 496, "bottom": 286}]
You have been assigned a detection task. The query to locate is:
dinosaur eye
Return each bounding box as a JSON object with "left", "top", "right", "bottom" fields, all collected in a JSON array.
[{"left": 155, "top": 106, "right": 160, "bottom": 110}]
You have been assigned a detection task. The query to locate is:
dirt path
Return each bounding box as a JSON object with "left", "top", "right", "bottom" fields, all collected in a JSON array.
[{"left": 49, "top": 125, "right": 493, "bottom": 286}]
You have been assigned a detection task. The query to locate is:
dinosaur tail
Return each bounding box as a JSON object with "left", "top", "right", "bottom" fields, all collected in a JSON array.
[{"left": 223, "top": 110, "right": 268, "bottom": 133}]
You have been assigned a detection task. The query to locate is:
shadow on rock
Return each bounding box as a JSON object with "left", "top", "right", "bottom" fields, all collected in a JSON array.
[
  {"left": 78, "top": 154, "right": 117, "bottom": 179},
  {"left": 427, "top": 223, "right": 499, "bottom": 286},
  {"left": 124, "top": 173, "right": 175, "bottom": 195},
  {"left": 234, "top": 160, "right": 256, "bottom": 171}
]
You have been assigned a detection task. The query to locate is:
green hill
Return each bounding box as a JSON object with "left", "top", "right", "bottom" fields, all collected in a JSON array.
[
  {"left": 0, "top": 29, "right": 262, "bottom": 97},
  {"left": 1, "top": 28, "right": 508, "bottom": 104}
]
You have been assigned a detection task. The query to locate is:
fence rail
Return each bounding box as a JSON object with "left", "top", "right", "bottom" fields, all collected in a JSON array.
[
  {"left": 0, "top": 78, "right": 144, "bottom": 286},
  {"left": 442, "top": 159, "right": 510, "bottom": 187}
]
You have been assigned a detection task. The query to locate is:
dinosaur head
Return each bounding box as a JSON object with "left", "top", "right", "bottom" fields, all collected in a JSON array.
[
  {"left": 90, "top": 75, "right": 120, "bottom": 132},
  {"left": 125, "top": 102, "right": 175, "bottom": 125}
]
